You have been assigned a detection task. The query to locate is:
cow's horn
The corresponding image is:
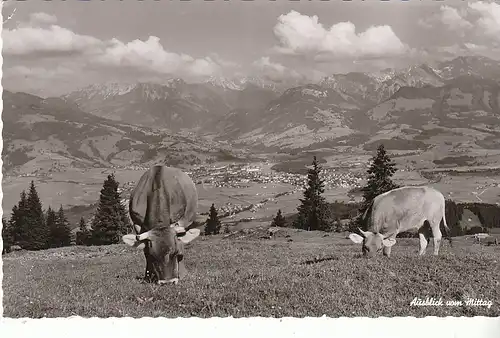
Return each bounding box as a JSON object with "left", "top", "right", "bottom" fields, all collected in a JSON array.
[
  {"left": 358, "top": 228, "right": 368, "bottom": 238},
  {"left": 136, "top": 232, "right": 151, "bottom": 241}
]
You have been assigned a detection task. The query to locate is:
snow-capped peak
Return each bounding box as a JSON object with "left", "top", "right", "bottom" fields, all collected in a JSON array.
[{"left": 205, "top": 77, "right": 245, "bottom": 91}]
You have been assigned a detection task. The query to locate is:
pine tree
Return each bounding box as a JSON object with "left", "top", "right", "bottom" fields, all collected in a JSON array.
[
  {"left": 357, "top": 144, "right": 399, "bottom": 229},
  {"left": 205, "top": 204, "right": 222, "bottom": 235},
  {"left": 2, "top": 218, "right": 14, "bottom": 254},
  {"left": 46, "top": 206, "right": 58, "bottom": 248},
  {"left": 76, "top": 217, "right": 91, "bottom": 246},
  {"left": 53, "top": 205, "right": 72, "bottom": 247},
  {"left": 271, "top": 209, "right": 286, "bottom": 227},
  {"left": 10, "top": 190, "right": 28, "bottom": 248},
  {"left": 293, "top": 156, "right": 329, "bottom": 231},
  {"left": 90, "top": 174, "right": 131, "bottom": 245},
  {"left": 23, "top": 181, "right": 50, "bottom": 250}
]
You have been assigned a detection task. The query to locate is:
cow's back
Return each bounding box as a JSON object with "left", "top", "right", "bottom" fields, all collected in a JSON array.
[
  {"left": 370, "top": 186, "right": 444, "bottom": 234},
  {"left": 129, "top": 166, "right": 198, "bottom": 232},
  {"left": 159, "top": 166, "right": 198, "bottom": 227}
]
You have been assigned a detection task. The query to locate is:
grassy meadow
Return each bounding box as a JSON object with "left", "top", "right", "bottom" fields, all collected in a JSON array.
[{"left": 3, "top": 228, "right": 499, "bottom": 318}]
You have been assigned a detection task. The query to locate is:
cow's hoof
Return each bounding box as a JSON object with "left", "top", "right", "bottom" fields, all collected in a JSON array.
[
  {"left": 157, "top": 278, "right": 179, "bottom": 285},
  {"left": 168, "top": 278, "right": 179, "bottom": 285}
]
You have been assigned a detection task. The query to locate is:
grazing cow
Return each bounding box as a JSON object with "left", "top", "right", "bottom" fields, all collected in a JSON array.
[
  {"left": 348, "top": 186, "right": 451, "bottom": 258},
  {"left": 122, "top": 165, "right": 202, "bottom": 285}
]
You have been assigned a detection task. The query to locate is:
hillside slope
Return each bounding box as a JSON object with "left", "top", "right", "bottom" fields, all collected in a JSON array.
[
  {"left": 2, "top": 90, "right": 244, "bottom": 175},
  {"left": 363, "top": 76, "right": 500, "bottom": 152}
]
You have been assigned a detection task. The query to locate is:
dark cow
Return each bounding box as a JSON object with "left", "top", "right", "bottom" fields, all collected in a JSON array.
[
  {"left": 349, "top": 186, "right": 451, "bottom": 258},
  {"left": 122, "top": 165, "right": 201, "bottom": 285}
]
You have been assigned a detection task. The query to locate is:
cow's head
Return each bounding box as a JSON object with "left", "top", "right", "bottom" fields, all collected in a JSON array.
[
  {"left": 122, "top": 226, "right": 200, "bottom": 284},
  {"left": 348, "top": 228, "right": 396, "bottom": 257}
]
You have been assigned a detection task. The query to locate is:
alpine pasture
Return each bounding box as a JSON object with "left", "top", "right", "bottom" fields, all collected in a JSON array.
[
  {"left": 3, "top": 156, "right": 500, "bottom": 318},
  {"left": 3, "top": 228, "right": 499, "bottom": 317}
]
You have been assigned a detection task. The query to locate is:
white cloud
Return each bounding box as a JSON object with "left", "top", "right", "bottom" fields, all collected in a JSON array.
[
  {"left": 253, "top": 57, "right": 287, "bottom": 74},
  {"left": 418, "top": 5, "right": 472, "bottom": 35},
  {"left": 418, "top": 2, "right": 500, "bottom": 43},
  {"left": 415, "top": 2, "right": 500, "bottom": 59},
  {"left": 252, "top": 56, "right": 305, "bottom": 82},
  {"left": 440, "top": 6, "right": 473, "bottom": 31},
  {"left": 208, "top": 53, "right": 241, "bottom": 70},
  {"left": 29, "top": 12, "right": 58, "bottom": 25},
  {"left": 272, "top": 10, "right": 408, "bottom": 60},
  {"left": 95, "top": 36, "right": 222, "bottom": 79},
  {"left": 469, "top": 1, "right": 500, "bottom": 41},
  {"left": 3, "top": 25, "right": 103, "bottom": 56},
  {"left": 3, "top": 15, "right": 233, "bottom": 81}
]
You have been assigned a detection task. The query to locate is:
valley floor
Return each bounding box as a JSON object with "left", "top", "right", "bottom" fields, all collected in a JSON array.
[
  {"left": 3, "top": 229, "right": 499, "bottom": 318},
  {"left": 3, "top": 160, "right": 500, "bottom": 226}
]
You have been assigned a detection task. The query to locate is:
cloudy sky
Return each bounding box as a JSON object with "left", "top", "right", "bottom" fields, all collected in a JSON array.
[{"left": 2, "top": 0, "right": 500, "bottom": 97}]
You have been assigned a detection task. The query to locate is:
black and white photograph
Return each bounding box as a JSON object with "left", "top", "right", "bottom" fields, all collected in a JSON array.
[{"left": 1, "top": 0, "right": 500, "bottom": 322}]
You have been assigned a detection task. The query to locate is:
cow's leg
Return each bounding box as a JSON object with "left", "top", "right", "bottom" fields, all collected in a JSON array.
[
  {"left": 382, "top": 235, "right": 396, "bottom": 257},
  {"left": 418, "top": 230, "right": 429, "bottom": 256},
  {"left": 167, "top": 253, "right": 179, "bottom": 284},
  {"left": 143, "top": 247, "right": 155, "bottom": 283},
  {"left": 430, "top": 220, "right": 442, "bottom": 256}
]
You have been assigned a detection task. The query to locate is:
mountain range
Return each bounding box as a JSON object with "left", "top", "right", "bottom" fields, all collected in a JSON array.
[
  {"left": 2, "top": 90, "right": 251, "bottom": 175},
  {"left": 4, "top": 55, "right": 500, "bottom": 174}
]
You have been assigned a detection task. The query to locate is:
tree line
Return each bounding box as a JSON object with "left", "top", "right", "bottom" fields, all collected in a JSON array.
[
  {"left": 2, "top": 174, "right": 131, "bottom": 254},
  {"left": 2, "top": 172, "right": 229, "bottom": 254},
  {"left": 271, "top": 144, "right": 500, "bottom": 235},
  {"left": 2, "top": 181, "right": 73, "bottom": 252}
]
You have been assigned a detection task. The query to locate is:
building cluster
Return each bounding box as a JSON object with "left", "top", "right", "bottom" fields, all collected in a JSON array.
[
  {"left": 115, "top": 163, "right": 364, "bottom": 219},
  {"left": 186, "top": 163, "right": 363, "bottom": 190}
]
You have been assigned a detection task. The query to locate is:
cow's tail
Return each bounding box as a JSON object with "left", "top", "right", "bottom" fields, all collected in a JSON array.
[{"left": 441, "top": 201, "right": 453, "bottom": 248}]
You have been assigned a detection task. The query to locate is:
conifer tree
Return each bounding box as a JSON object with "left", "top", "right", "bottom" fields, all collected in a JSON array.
[
  {"left": 2, "top": 218, "right": 14, "bottom": 254},
  {"left": 46, "top": 206, "right": 58, "bottom": 248},
  {"left": 90, "top": 174, "right": 131, "bottom": 245},
  {"left": 271, "top": 209, "right": 286, "bottom": 227},
  {"left": 293, "top": 156, "right": 329, "bottom": 231},
  {"left": 9, "top": 190, "right": 28, "bottom": 247},
  {"left": 357, "top": 144, "right": 399, "bottom": 229},
  {"left": 76, "top": 217, "right": 91, "bottom": 246},
  {"left": 205, "top": 204, "right": 222, "bottom": 235},
  {"left": 23, "top": 181, "right": 49, "bottom": 250},
  {"left": 53, "top": 205, "right": 72, "bottom": 247}
]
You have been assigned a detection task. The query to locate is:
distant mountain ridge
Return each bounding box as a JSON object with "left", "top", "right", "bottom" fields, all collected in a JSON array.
[
  {"left": 5, "top": 55, "right": 500, "bottom": 174},
  {"left": 212, "top": 56, "right": 500, "bottom": 150},
  {"left": 2, "top": 90, "right": 247, "bottom": 175}
]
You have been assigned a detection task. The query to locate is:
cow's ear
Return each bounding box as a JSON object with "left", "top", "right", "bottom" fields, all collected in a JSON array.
[
  {"left": 122, "top": 234, "right": 146, "bottom": 250},
  {"left": 348, "top": 233, "right": 364, "bottom": 244},
  {"left": 382, "top": 237, "right": 396, "bottom": 247},
  {"left": 172, "top": 226, "right": 187, "bottom": 236},
  {"left": 179, "top": 228, "right": 200, "bottom": 244}
]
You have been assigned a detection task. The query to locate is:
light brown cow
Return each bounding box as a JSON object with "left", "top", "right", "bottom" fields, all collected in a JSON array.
[
  {"left": 122, "top": 165, "right": 202, "bottom": 285},
  {"left": 349, "top": 186, "right": 451, "bottom": 258}
]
